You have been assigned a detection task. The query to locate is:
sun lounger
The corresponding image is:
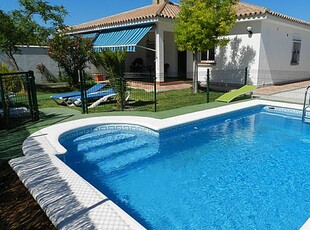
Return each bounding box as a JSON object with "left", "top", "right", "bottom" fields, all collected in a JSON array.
[
  {"left": 69, "top": 88, "right": 130, "bottom": 108},
  {"left": 69, "top": 88, "right": 117, "bottom": 107},
  {"left": 88, "top": 91, "right": 131, "bottom": 109},
  {"left": 50, "top": 83, "right": 106, "bottom": 105},
  {"left": 215, "top": 85, "right": 257, "bottom": 103},
  {"left": 0, "top": 107, "right": 30, "bottom": 118}
]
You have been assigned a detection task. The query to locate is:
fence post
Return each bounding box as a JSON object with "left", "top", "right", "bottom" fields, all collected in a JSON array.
[
  {"left": 28, "top": 70, "right": 39, "bottom": 121},
  {"left": 79, "top": 70, "right": 88, "bottom": 114},
  {"left": 206, "top": 69, "right": 210, "bottom": 103},
  {"left": 120, "top": 77, "right": 124, "bottom": 111},
  {"left": 154, "top": 75, "right": 157, "bottom": 112},
  {"left": 0, "top": 74, "right": 8, "bottom": 121},
  {"left": 244, "top": 67, "right": 248, "bottom": 85},
  {"left": 25, "top": 72, "right": 34, "bottom": 119}
]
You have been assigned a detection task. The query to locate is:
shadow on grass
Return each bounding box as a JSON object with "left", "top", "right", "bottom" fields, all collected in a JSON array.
[
  {"left": 0, "top": 111, "right": 76, "bottom": 160},
  {"left": 127, "top": 100, "right": 154, "bottom": 107}
]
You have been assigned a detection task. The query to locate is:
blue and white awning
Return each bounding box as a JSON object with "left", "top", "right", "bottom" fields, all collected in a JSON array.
[{"left": 93, "top": 25, "right": 153, "bottom": 52}]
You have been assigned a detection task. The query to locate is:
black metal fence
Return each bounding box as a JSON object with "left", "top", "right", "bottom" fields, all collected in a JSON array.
[
  {"left": 204, "top": 68, "right": 310, "bottom": 104},
  {"left": 47, "top": 68, "right": 310, "bottom": 115},
  {"left": 125, "top": 74, "right": 157, "bottom": 112},
  {"left": 204, "top": 68, "right": 247, "bottom": 90},
  {"left": 248, "top": 69, "right": 310, "bottom": 104},
  {"left": 77, "top": 71, "right": 157, "bottom": 113},
  {"left": 0, "top": 71, "right": 39, "bottom": 127}
]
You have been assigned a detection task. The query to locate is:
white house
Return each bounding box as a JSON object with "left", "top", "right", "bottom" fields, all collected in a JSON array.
[{"left": 69, "top": 0, "right": 310, "bottom": 86}]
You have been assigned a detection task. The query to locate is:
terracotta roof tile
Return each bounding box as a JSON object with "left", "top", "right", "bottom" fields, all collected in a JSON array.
[
  {"left": 235, "top": 2, "right": 268, "bottom": 17},
  {"left": 71, "top": 2, "right": 179, "bottom": 32},
  {"left": 70, "top": 1, "right": 310, "bottom": 32},
  {"left": 235, "top": 2, "right": 310, "bottom": 26},
  {"left": 159, "top": 2, "right": 180, "bottom": 18},
  {"left": 268, "top": 11, "right": 310, "bottom": 27}
]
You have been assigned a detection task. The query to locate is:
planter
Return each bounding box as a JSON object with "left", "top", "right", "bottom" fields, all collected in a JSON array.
[{"left": 93, "top": 73, "right": 105, "bottom": 82}]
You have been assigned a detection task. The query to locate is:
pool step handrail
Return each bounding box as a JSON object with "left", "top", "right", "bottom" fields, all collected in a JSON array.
[{"left": 302, "top": 85, "right": 310, "bottom": 122}]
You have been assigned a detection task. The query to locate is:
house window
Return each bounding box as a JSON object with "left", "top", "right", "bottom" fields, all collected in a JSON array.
[
  {"left": 291, "top": 39, "right": 301, "bottom": 65},
  {"left": 201, "top": 48, "right": 215, "bottom": 62}
]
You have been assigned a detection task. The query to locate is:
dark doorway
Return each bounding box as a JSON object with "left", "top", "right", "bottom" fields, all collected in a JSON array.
[{"left": 178, "top": 51, "right": 187, "bottom": 80}]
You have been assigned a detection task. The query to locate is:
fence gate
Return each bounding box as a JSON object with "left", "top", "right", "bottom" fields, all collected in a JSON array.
[{"left": 0, "top": 71, "right": 39, "bottom": 127}]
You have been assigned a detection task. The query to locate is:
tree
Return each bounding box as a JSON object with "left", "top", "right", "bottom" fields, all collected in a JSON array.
[
  {"left": 93, "top": 50, "right": 127, "bottom": 110},
  {"left": 48, "top": 34, "right": 94, "bottom": 87},
  {"left": 0, "top": 0, "right": 67, "bottom": 70},
  {"left": 175, "top": 0, "right": 238, "bottom": 93}
]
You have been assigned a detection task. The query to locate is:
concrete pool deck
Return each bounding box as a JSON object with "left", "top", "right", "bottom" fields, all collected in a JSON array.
[{"left": 9, "top": 99, "right": 310, "bottom": 229}]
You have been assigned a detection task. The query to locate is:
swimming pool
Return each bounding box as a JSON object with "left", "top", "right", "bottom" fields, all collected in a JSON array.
[{"left": 58, "top": 104, "right": 310, "bottom": 229}]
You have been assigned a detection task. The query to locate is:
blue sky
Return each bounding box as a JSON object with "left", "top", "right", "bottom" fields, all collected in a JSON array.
[{"left": 1, "top": 0, "right": 310, "bottom": 26}]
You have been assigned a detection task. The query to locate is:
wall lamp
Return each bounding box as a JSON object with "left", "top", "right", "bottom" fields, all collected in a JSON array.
[{"left": 246, "top": 26, "right": 253, "bottom": 35}]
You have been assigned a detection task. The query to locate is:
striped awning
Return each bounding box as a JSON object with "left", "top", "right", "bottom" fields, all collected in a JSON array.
[{"left": 93, "top": 25, "right": 153, "bottom": 52}]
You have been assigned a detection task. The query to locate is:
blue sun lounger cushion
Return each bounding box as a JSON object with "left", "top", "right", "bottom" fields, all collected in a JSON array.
[
  {"left": 50, "top": 83, "right": 106, "bottom": 105},
  {"left": 69, "top": 88, "right": 117, "bottom": 107}
]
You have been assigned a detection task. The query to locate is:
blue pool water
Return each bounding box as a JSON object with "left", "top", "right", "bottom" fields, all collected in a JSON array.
[{"left": 59, "top": 106, "right": 310, "bottom": 229}]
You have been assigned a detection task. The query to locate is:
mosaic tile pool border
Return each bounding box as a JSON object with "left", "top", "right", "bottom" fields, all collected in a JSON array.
[
  {"left": 160, "top": 105, "right": 264, "bottom": 136},
  {"left": 58, "top": 104, "right": 308, "bottom": 155},
  {"left": 262, "top": 105, "right": 304, "bottom": 117},
  {"left": 59, "top": 124, "right": 159, "bottom": 143}
]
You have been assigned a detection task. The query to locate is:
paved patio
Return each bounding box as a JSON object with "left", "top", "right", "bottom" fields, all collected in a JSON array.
[
  {"left": 254, "top": 80, "right": 310, "bottom": 95},
  {"left": 127, "top": 80, "right": 192, "bottom": 92}
]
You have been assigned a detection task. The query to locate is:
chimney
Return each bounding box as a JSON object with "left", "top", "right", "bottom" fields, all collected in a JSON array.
[{"left": 153, "top": 0, "right": 169, "bottom": 5}]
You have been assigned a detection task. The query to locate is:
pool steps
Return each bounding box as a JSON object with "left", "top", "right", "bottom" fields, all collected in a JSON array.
[
  {"left": 88, "top": 142, "right": 149, "bottom": 163},
  {"left": 77, "top": 133, "right": 137, "bottom": 152},
  {"left": 74, "top": 130, "right": 122, "bottom": 142},
  {"left": 70, "top": 131, "right": 159, "bottom": 175}
]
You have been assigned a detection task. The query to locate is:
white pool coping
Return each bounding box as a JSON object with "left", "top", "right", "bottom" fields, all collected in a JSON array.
[{"left": 8, "top": 100, "right": 310, "bottom": 229}]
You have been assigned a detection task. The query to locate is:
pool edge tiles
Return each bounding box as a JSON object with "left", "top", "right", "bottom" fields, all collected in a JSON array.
[
  {"left": 59, "top": 124, "right": 159, "bottom": 145},
  {"left": 159, "top": 104, "right": 264, "bottom": 136},
  {"left": 11, "top": 100, "right": 308, "bottom": 230}
]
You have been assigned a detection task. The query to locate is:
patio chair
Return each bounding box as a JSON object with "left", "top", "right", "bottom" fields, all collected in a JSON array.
[
  {"left": 215, "top": 85, "right": 257, "bottom": 103},
  {"left": 50, "top": 83, "right": 106, "bottom": 106}
]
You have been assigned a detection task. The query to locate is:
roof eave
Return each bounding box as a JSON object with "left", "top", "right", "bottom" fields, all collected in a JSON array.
[
  {"left": 68, "top": 18, "right": 159, "bottom": 35},
  {"left": 267, "top": 10, "right": 310, "bottom": 27}
]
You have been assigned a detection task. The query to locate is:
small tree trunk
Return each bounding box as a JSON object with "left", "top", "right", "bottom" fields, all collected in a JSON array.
[
  {"left": 192, "top": 51, "right": 198, "bottom": 94},
  {"left": 72, "top": 70, "right": 79, "bottom": 88},
  {"left": 6, "top": 51, "right": 19, "bottom": 71}
]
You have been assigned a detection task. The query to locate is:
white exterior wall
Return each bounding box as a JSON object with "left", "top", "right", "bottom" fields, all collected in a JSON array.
[
  {"left": 164, "top": 31, "right": 178, "bottom": 77},
  {"left": 197, "top": 16, "right": 310, "bottom": 86},
  {"left": 0, "top": 47, "right": 59, "bottom": 84},
  {"left": 258, "top": 15, "right": 310, "bottom": 85},
  {"left": 197, "top": 19, "right": 263, "bottom": 85},
  {"left": 156, "top": 19, "right": 178, "bottom": 81}
]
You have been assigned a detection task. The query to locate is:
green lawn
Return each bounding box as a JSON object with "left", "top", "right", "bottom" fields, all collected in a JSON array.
[{"left": 37, "top": 86, "right": 224, "bottom": 112}]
